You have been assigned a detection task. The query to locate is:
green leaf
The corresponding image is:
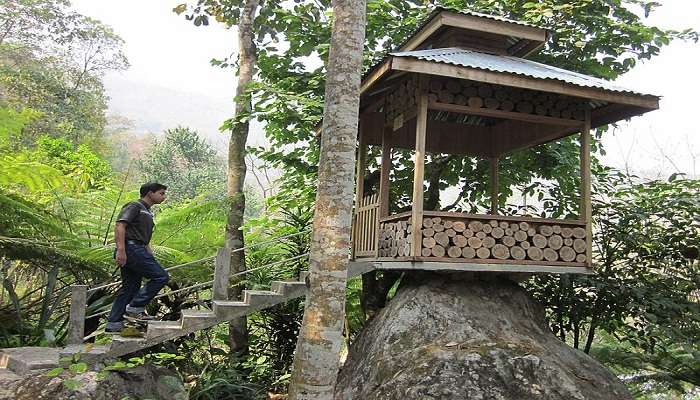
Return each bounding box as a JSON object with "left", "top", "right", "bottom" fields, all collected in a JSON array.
[
  {"left": 63, "top": 378, "right": 82, "bottom": 390},
  {"left": 46, "top": 367, "right": 64, "bottom": 377},
  {"left": 69, "top": 362, "right": 88, "bottom": 374}
]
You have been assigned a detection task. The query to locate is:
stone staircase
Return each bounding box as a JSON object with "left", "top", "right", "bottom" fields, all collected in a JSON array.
[
  {"left": 0, "top": 275, "right": 309, "bottom": 377},
  {"left": 0, "top": 260, "right": 375, "bottom": 379},
  {"left": 103, "top": 278, "right": 308, "bottom": 358}
]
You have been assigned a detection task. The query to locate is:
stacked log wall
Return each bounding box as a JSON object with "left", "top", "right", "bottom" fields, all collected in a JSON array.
[
  {"left": 417, "top": 216, "right": 587, "bottom": 265},
  {"left": 383, "top": 76, "right": 591, "bottom": 124},
  {"left": 378, "top": 216, "right": 413, "bottom": 258}
]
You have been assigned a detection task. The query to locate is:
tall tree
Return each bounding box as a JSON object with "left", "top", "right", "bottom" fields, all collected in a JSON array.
[
  {"left": 175, "top": 0, "right": 276, "bottom": 353},
  {"left": 224, "top": 0, "right": 258, "bottom": 354},
  {"left": 287, "top": 0, "right": 367, "bottom": 398}
]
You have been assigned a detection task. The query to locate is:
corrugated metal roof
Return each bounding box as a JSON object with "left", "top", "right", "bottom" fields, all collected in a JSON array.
[{"left": 390, "top": 48, "right": 658, "bottom": 97}]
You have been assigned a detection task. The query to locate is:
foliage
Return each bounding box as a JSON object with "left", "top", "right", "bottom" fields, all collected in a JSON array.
[
  {"left": 0, "top": 0, "right": 128, "bottom": 150},
  {"left": 138, "top": 126, "right": 226, "bottom": 202},
  {"left": 527, "top": 171, "right": 700, "bottom": 393},
  {"left": 190, "top": 363, "right": 262, "bottom": 400},
  {"left": 0, "top": 107, "right": 42, "bottom": 147}
]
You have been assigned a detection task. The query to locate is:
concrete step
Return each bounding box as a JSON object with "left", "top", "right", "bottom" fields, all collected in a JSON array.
[
  {"left": 146, "top": 321, "right": 183, "bottom": 340},
  {"left": 0, "top": 347, "right": 61, "bottom": 374},
  {"left": 270, "top": 280, "right": 307, "bottom": 297},
  {"left": 180, "top": 309, "right": 218, "bottom": 330},
  {"left": 243, "top": 290, "right": 284, "bottom": 308},
  {"left": 213, "top": 300, "right": 250, "bottom": 320},
  {"left": 110, "top": 335, "right": 147, "bottom": 353},
  {"left": 59, "top": 344, "right": 110, "bottom": 363}
]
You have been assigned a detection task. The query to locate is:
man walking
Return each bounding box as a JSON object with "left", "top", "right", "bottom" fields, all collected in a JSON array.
[{"left": 106, "top": 182, "right": 169, "bottom": 333}]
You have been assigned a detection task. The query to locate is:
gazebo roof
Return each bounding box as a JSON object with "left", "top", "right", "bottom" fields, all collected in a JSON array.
[{"left": 390, "top": 48, "right": 652, "bottom": 97}]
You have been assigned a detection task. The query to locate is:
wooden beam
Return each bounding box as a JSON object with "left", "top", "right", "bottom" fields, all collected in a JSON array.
[
  {"left": 379, "top": 128, "right": 391, "bottom": 218},
  {"left": 441, "top": 12, "right": 546, "bottom": 43},
  {"left": 580, "top": 109, "right": 592, "bottom": 268},
  {"left": 400, "top": 13, "right": 445, "bottom": 52},
  {"left": 392, "top": 57, "right": 659, "bottom": 110},
  {"left": 429, "top": 101, "right": 583, "bottom": 127},
  {"left": 490, "top": 119, "right": 582, "bottom": 156},
  {"left": 411, "top": 91, "right": 428, "bottom": 257},
  {"left": 360, "top": 59, "right": 392, "bottom": 95},
  {"left": 387, "top": 117, "right": 492, "bottom": 156},
  {"left": 490, "top": 157, "right": 499, "bottom": 214}
]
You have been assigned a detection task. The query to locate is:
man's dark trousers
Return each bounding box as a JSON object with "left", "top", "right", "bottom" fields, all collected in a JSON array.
[{"left": 107, "top": 242, "right": 169, "bottom": 323}]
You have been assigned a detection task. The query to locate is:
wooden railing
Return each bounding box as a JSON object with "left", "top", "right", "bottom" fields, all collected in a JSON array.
[{"left": 352, "top": 193, "right": 380, "bottom": 258}]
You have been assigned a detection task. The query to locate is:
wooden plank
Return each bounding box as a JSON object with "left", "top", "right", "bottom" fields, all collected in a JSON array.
[
  {"left": 490, "top": 157, "right": 499, "bottom": 214},
  {"left": 421, "top": 210, "right": 586, "bottom": 226},
  {"left": 411, "top": 90, "right": 429, "bottom": 257},
  {"left": 367, "top": 260, "right": 593, "bottom": 275},
  {"left": 379, "top": 211, "right": 413, "bottom": 223},
  {"left": 392, "top": 57, "right": 659, "bottom": 110},
  {"left": 68, "top": 285, "right": 88, "bottom": 345},
  {"left": 581, "top": 109, "right": 592, "bottom": 268},
  {"left": 213, "top": 248, "right": 231, "bottom": 301},
  {"left": 414, "top": 257, "right": 586, "bottom": 267},
  {"left": 429, "top": 100, "right": 582, "bottom": 127},
  {"left": 379, "top": 128, "right": 392, "bottom": 217}
]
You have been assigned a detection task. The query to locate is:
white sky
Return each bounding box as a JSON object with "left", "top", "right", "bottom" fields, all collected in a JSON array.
[{"left": 70, "top": 0, "right": 700, "bottom": 179}]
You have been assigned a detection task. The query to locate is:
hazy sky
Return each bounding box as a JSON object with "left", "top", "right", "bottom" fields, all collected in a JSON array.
[{"left": 70, "top": 0, "right": 700, "bottom": 178}]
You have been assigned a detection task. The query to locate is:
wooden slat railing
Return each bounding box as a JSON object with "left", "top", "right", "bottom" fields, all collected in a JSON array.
[{"left": 352, "top": 193, "right": 380, "bottom": 258}]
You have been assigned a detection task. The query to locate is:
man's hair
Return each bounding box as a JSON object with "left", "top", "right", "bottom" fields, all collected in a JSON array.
[{"left": 140, "top": 182, "right": 167, "bottom": 197}]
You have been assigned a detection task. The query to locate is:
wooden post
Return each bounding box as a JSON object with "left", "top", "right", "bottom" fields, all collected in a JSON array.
[
  {"left": 378, "top": 127, "right": 391, "bottom": 218},
  {"left": 213, "top": 247, "right": 232, "bottom": 301},
  {"left": 580, "top": 109, "right": 592, "bottom": 267},
  {"left": 490, "top": 157, "right": 499, "bottom": 215},
  {"left": 351, "top": 131, "right": 367, "bottom": 259},
  {"left": 68, "top": 285, "right": 87, "bottom": 345},
  {"left": 411, "top": 91, "right": 428, "bottom": 257}
]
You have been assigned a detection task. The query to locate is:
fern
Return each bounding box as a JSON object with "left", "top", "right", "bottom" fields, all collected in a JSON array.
[{"left": 0, "top": 154, "right": 67, "bottom": 191}]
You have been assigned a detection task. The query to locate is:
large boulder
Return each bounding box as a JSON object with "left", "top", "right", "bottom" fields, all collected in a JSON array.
[
  {"left": 335, "top": 272, "right": 631, "bottom": 400},
  {"left": 5, "top": 362, "right": 187, "bottom": 400}
]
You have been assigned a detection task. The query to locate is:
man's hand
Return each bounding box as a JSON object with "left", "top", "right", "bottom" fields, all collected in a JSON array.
[
  {"left": 146, "top": 245, "right": 153, "bottom": 255},
  {"left": 116, "top": 249, "right": 127, "bottom": 266}
]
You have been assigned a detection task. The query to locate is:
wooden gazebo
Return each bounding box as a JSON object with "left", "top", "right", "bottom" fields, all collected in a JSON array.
[{"left": 349, "top": 8, "right": 659, "bottom": 275}]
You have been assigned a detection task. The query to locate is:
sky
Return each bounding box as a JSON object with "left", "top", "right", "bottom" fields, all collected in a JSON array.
[{"left": 69, "top": 0, "right": 700, "bottom": 178}]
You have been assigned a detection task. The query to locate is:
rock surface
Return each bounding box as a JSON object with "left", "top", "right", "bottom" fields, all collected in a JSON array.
[
  {"left": 335, "top": 272, "right": 632, "bottom": 400},
  {"left": 3, "top": 362, "right": 187, "bottom": 400}
]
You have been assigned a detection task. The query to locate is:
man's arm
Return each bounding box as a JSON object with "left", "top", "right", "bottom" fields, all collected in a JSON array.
[{"left": 115, "top": 222, "right": 127, "bottom": 266}]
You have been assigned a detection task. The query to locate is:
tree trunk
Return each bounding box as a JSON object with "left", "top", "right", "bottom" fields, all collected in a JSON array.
[
  {"left": 225, "top": 0, "right": 258, "bottom": 355},
  {"left": 424, "top": 156, "right": 451, "bottom": 211},
  {"left": 287, "top": 0, "right": 367, "bottom": 398}
]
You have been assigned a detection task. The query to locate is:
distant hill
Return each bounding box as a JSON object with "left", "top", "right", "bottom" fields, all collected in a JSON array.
[{"left": 103, "top": 74, "right": 265, "bottom": 152}]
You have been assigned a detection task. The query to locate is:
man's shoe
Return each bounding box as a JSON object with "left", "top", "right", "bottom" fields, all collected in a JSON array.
[
  {"left": 105, "top": 322, "right": 124, "bottom": 334},
  {"left": 124, "top": 311, "right": 156, "bottom": 322}
]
